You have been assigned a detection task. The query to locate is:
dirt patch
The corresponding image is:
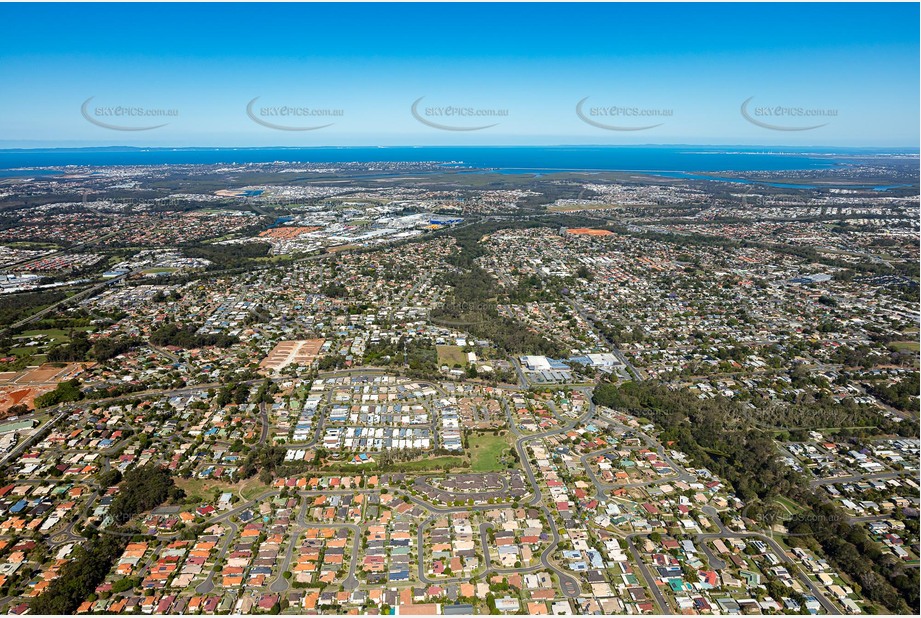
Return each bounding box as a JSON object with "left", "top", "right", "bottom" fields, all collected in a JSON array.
[
  {"left": 260, "top": 339, "right": 324, "bottom": 373},
  {"left": 0, "top": 362, "right": 90, "bottom": 415},
  {"left": 0, "top": 386, "right": 45, "bottom": 417}
]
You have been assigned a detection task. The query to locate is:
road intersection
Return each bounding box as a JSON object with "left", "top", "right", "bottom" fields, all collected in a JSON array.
[{"left": 3, "top": 375, "right": 850, "bottom": 614}]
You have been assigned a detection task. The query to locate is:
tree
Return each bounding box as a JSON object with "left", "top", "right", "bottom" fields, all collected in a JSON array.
[
  {"left": 30, "top": 535, "right": 126, "bottom": 614},
  {"left": 109, "top": 464, "right": 177, "bottom": 525},
  {"left": 35, "top": 379, "right": 83, "bottom": 408}
]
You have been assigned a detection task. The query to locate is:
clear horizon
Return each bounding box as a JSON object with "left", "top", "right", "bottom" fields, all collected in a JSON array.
[{"left": 1, "top": 2, "right": 918, "bottom": 148}]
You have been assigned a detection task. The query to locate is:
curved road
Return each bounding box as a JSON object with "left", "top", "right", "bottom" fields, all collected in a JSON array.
[
  {"left": 269, "top": 496, "right": 361, "bottom": 593},
  {"left": 698, "top": 506, "right": 840, "bottom": 615}
]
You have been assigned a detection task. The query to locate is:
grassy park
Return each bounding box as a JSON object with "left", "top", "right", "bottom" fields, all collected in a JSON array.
[{"left": 469, "top": 431, "right": 512, "bottom": 472}]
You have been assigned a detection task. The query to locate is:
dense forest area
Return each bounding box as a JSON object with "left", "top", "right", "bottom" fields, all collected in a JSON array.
[
  {"left": 592, "top": 380, "right": 918, "bottom": 613},
  {"left": 865, "top": 372, "right": 920, "bottom": 412},
  {"left": 29, "top": 534, "right": 127, "bottom": 614},
  {"left": 593, "top": 381, "right": 791, "bottom": 500},
  {"left": 34, "top": 378, "right": 83, "bottom": 408},
  {"left": 108, "top": 464, "right": 182, "bottom": 526},
  {"left": 45, "top": 333, "right": 141, "bottom": 363},
  {"left": 31, "top": 465, "right": 179, "bottom": 613},
  {"left": 431, "top": 222, "right": 567, "bottom": 357},
  {"left": 745, "top": 396, "right": 915, "bottom": 437},
  {"left": 362, "top": 336, "right": 439, "bottom": 377},
  {"left": 0, "top": 289, "right": 67, "bottom": 327},
  {"left": 182, "top": 241, "right": 272, "bottom": 270},
  {"left": 432, "top": 265, "right": 564, "bottom": 357},
  {"left": 150, "top": 322, "right": 238, "bottom": 349}
]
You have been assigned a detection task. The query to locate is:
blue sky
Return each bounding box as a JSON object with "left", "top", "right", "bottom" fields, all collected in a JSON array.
[{"left": 0, "top": 2, "right": 918, "bottom": 148}]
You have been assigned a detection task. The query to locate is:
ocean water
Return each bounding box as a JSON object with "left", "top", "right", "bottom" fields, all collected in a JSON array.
[{"left": 0, "top": 145, "right": 907, "bottom": 174}]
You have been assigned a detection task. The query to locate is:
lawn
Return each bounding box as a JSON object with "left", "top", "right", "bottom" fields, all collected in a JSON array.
[
  {"left": 18, "top": 326, "right": 93, "bottom": 342},
  {"left": 391, "top": 456, "right": 467, "bottom": 472},
  {"left": 436, "top": 345, "right": 467, "bottom": 367},
  {"left": 774, "top": 495, "right": 805, "bottom": 515},
  {"left": 468, "top": 432, "right": 511, "bottom": 472},
  {"left": 321, "top": 455, "right": 469, "bottom": 474},
  {"left": 10, "top": 329, "right": 70, "bottom": 358},
  {"left": 5, "top": 241, "right": 60, "bottom": 250},
  {"left": 175, "top": 475, "right": 268, "bottom": 503},
  {"left": 18, "top": 328, "right": 72, "bottom": 344},
  {"left": 9, "top": 327, "right": 94, "bottom": 358},
  {"left": 7, "top": 347, "right": 38, "bottom": 359},
  {"left": 889, "top": 340, "right": 920, "bottom": 353}
]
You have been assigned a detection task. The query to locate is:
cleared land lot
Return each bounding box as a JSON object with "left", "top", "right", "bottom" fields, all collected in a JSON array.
[
  {"left": 436, "top": 345, "right": 467, "bottom": 367},
  {"left": 260, "top": 338, "right": 325, "bottom": 372},
  {"left": 0, "top": 362, "right": 88, "bottom": 415}
]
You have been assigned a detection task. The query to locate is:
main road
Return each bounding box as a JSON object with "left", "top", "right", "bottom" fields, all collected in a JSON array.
[{"left": 2, "top": 272, "right": 128, "bottom": 335}]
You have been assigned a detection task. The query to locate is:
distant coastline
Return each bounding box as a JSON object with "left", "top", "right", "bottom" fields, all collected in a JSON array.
[{"left": 1, "top": 145, "right": 916, "bottom": 173}]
